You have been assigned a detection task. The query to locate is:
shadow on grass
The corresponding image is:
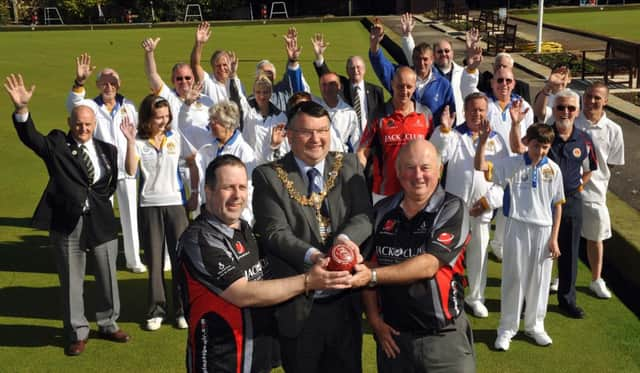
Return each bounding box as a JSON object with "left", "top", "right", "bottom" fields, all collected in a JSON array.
[
  {"left": 0, "top": 217, "right": 34, "bottom": 228},
  {"left": 0, "top": 278, "right": 166, "bottom": 325},
  {"left": 0, "top": 234, "right": 57, "bottom": 274},
  {"left": 0, "top": 324, "right": 65, "bottom": 348}
]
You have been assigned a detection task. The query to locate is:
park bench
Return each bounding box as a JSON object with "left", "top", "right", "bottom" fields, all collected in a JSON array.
[
  {"left": 581, "top": 38, "right": 639, "bottom": 88},
  {"left": 486, "top": 23, "right": 518, "bottom": 55}
]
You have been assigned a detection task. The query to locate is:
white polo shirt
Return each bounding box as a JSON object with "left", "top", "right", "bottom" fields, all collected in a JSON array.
[
  {"left": 431, "top": 123, "right": 509, "bottom": 223},
  {"left": 575, "top": 112, "right": 625, "bottom": 203},
  {"left": 238, "top": 96, "right": 289, "bottom": 165},
  {"left": 489, "top": 154, "right": 565, "bottom": 227},
  {"left": 323, "top": 97, "right": 361, "bottom": 152},
  {"left": 134, "top": 130, "right": 195, "bottom": 207},
  {"left": 158, "top": 83, "right": 214, "bottom": 150},
  {"left": 195, "top": 130, "right": 256, "bottom": 223},
  {"left": 486, "top": 94, "right": 534, "bottom": 155}
]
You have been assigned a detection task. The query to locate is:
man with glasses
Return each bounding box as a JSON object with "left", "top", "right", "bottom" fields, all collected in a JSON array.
[
  {"left": 252, "top": 101, "right": 373, "bottom": 373},
  {"left": 477, "top": 53, "right": 531, "bottom": 103},
  {"left": 510, "top": 89, "right": 598, "bottom": 319},
  {"left": 575, "top": 82, "right": 623, "bottom": 300},
  {"left": 400, "top": 13, "right": 480, "bottom": 126},
  {"left": 487, "top": 68, "right": 534, "bottom": 261}
]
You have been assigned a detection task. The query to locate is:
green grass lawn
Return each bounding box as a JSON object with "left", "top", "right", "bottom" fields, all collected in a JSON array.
[
  {"left": 516, "top": 7, "right": 640, "bottom": 42},
  {"left": 1, "top": 20, "right": 639, "bottom": 372}
]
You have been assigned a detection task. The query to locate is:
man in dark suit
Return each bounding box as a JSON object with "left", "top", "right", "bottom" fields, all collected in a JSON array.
[
  {"left": 252, "top": 101, "right": 373, "bottom": 373},
  {"left": 5, "top": 74, "right": 130, "bottom": 356},
  {"left": 311, "top": 33, "right": 385, "bottom": 133}
]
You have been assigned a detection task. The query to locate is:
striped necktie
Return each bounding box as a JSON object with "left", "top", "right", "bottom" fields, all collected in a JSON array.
[
  {"left": 352, "top": 85, "right": 362, "bottom": 129},
  {"left": 80, "top": 145, "right": 95, "bottom": 184}
]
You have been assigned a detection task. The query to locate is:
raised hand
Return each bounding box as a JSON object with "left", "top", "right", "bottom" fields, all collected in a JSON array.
[
  {"left": 141, "top": 37, "right": 160, "bottom": 53},
  {"left": 4, "top": 73, "right": 35, "bottom": 112},
  {"left": 270, "top": 123, "right": 286, "bottom": 148},
  {"left": 439, "top": 105, "right": 455, "bottom": 132},
  {"left": 284, "top": 27, "right": 301, "bottom": 62},
  {"left": 547, "top": 65, "right": 571, "bottom": 92},
  {"left": 195, "top": 21, "right": 211, "bottom": 44},
  {"left": 465, "top": 28, "right": 482, "bottom": 50},
  {"left": 75, "top": 53, "right": 96, "bottom": 85},
  {"left": 311, "top": 33, "right": 329, "bottom": 59},
  {"left": 184, "top": 81, "right": 203, "bottom": 105},
  {"left": 400, "top": 12, "right": 415, "bottom": 36},
  {"left": 370, "top": 21, "right": 385, "bottom": 46},
  {"left": 478, "top": 118, "right": 492, "bottom": 144},
  {"left": 119, "top": 114, "right": 137, "bottom": 142},
  {"left": 509, "top": 98, "right": 529, "bottom": 125},
  {"left": 227, "top": 50, "right": 238, "bottom": 78},
  {"left": 466, "top": 45, "right": 483, "bottom": 70}
]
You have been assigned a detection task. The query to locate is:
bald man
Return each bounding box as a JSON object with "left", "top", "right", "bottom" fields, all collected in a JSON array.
[
  {"left": 6, "top": 74, "right": 129, "bottom": 356},
  {"left": 356, "top": 139, "right": 475, "bottom": 372}
]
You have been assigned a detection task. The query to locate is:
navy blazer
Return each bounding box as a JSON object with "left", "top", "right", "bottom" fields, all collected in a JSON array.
[{"left": 14, "top": 114, "right": 119, "bottom": 247}]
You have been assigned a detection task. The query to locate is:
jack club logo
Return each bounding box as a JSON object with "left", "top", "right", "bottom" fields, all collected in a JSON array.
[
  {"left": 437, "top": 232, "right": 455, "bottom": 246},
  {"left": 234, "top": 241, "right": 246, "bottom": 254},
  {"left": 382, "top": 219, "right": 396, "bottom": 233},
  {"left": 572, "top": 148, "right": 582, "bottom": 158}
]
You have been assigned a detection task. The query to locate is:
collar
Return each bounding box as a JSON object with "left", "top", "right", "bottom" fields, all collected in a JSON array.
[
  {"left": 216, "top": 129, "right": 240, "bottom": 148},
  {"left": 523, "top": 152, "right": 549, "bottom": 167},
  {"left": 94, "top": 93, "right": 125, "bottom": 107},
  {"left": 294, "top": 156, "right": 326, "bottom": 178},
  {"left": 203, "top": 210, "right": 238, "bottom": 239},
  {"left": 552, "top": 123, "right": 578, "bottom": 143},
  {"left": 455, "top": 122, "right": 496, "bottom": 138},
  {"left": 578, "top": 111, "right": 607, "bottom": 128},
  {"left": 352, "top": 80, "right": 365, "bottom": 92},
  {"left": 396, "top": 185, "right": 447, "bottom": 215},
  {"left": 248, "top": 97, "right": 281, "bottom": 117},
  {"left": 73, "top": 136, "right": 95, "bottom": 149}
]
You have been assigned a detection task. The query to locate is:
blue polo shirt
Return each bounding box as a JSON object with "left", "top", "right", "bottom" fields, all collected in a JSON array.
[{"left": 548, "top": 125, "right": 598, "bottom": 195}]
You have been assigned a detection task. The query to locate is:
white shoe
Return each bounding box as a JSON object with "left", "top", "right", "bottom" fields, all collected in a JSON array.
[
  {"left": 164, "top": 261, "right": 172, "bottom": 272},
  {"left": 176, "top": 316, "right": 188, "bottom": 329},
  {"left": 129, "top": 264, "right": 147, "bottom": 273},
  {"left": 145, "top": 317, "right": 163, "bottom": 331},
  {"left": 490, "top": 242, "right": 503, "bottom": 261},
  {"left": 590, "top": 278, "right": 612, "bottom": 299},
  {"left": 525, "top": 330, "right": 552, "bottom": 346},
  {"left": 550, "top": 277, "right": 559, "bottom": 293},
  {"left": 466, "top": 300, "right": 489, "bottom": 318},
  {"left": 494, "top": 332, "right": 512, "bottom": 351}
]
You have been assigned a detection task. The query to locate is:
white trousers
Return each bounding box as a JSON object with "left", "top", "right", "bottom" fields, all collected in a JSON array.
[
  {"left": 116, "top": 178, "right": 142, "bottom": 269},
  {"left": 464, "top": 217, "right": 490, "bottom": 304},
  {"left": 498, "top": 219, "right": 553, "bottom": 337},
  {"left": 490, "top": 212, "right": 506, "bottom": 256}
]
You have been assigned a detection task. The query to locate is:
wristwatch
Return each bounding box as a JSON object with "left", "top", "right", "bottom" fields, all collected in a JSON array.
[{"left": 368, "top": 269, "right": 378, "bottom": 288}]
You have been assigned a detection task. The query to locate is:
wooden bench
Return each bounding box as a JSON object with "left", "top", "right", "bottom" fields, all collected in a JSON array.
[
  {"left": 487, "top": 23, "right": 517, "bottom": 55},
  {"left": 581, "top": 39, "right": 639, "bottom": 88}
]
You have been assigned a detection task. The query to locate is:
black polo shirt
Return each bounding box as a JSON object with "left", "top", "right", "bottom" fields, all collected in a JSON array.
[
  {"left": 549, "top": 124, "right": 598, "bottom": 195},
  {"left": 370, "top": 187, "right": 470, "bottom": 332}
]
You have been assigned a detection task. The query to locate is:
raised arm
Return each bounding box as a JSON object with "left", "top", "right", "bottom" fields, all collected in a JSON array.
[
  {"left": 533, "top": 66, "right": 570, "bottom": 122},
  {"left": 191, "top": 21, "right": 211, "bottom": 83},
  {"left": 142, "top": 37, "right": 164, "bottom": 93},
  {"left": 311, "top": 33, "right": 330, "bottom": 77},
  {"left": 5, "top": 73, "right": 34, "bottom": 115},
  {"left": 66, "top": 53, "right": 96, "bottom": 113},
  {"left": 119, "top": 115, "right": 138, "bottom": 176},
  {"left": 474, "top": 118, "right": 492, "bottom": 172},
  {"left": 400, "top": 12, "right": 416, "bottom": 66},
  {"left": 369, "top": 22, "right": 395, "bottom": 93},
  {"left": 509, "top": 98, "right": 529, "bottom": 154}
]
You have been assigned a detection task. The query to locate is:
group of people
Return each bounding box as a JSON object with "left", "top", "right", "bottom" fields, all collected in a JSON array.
[{"left": 5, "top": 12, "right": 624, "bottom": 373}]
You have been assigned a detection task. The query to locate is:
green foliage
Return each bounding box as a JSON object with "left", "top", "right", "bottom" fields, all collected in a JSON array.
[
  {"left": 0, "top": 1, "right": 10, "bottom": 24},
  {"left": 59, "top": 0, "right": 100, "bottom": 22}
]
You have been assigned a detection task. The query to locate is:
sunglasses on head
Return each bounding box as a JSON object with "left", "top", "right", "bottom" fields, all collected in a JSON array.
[
  {"left": 555, "top": 105, "right": 577, "bottom": 112},
  {"left": 496, "top": 77, "right": 513, "bottom": 84},
  {"left": 175, "top": 76, "right": 192, "bottom": 81}
]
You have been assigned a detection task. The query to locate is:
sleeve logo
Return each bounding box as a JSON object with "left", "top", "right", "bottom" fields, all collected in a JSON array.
[{"left": 437, "top": 232, "right": 455, "bottom": 246}]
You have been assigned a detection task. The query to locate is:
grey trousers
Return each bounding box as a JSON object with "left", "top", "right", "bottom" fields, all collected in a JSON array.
[
  {"left": 376, "top": 315, "right": 476, "bottom": 373},
  {"left": 139, "top": 204, "right": 188, "bottom": 320},
  {"left": 50, "top": 216, "right": 120, "bottom": 342}
]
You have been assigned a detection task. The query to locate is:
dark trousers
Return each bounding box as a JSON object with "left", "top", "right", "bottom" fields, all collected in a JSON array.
[
  {"left": 50, "top": 216, "right": 120, "bottom": 342},
  {"left": 279, "top": 294, "right": 362, "bottom": 373},
  {"left": 139, "top": 205, "right": 188, "bottom": 319},
  {"left": 376, "top": 315, "right": 475, "bottom": 373},
  {"left": 557, "top": 194, "right": 583, "bottom": 307}
]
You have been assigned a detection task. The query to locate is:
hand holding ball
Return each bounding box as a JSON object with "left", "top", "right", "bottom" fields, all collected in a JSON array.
[{"left": 327, "top": 244, "right": 357, "bottom": 272}]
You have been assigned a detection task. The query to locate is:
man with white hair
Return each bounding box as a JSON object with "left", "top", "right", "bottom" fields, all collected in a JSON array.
[{"left": 65, "top": 53, "right": 144, "bottom": 273}]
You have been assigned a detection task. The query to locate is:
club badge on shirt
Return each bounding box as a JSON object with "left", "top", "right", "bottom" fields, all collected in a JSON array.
[
  {"left": 572, "top": 148, "right": 582, "bottom": 158},
  {"left": 437, "top": 232, "right": 455, "bottom": 246}
]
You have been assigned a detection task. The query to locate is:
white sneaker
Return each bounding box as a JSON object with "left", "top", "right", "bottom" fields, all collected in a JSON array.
[
  {"left": 590, "top": 278, "right": 612, "bottom": 299},
  {"left": 490, "top": 241, "right": 503, "bottom": 261},
  {"left": 466, "top": 300, "right": 489, "bottom": 318},
  {"left": 176, "top": 316, "right": 188, "bottom": 329},
  {"left": 145, "top": 317, "right": 163, "bottom": 331},
  {"left": 164, "top": 261, "right": 172, "bottom": 272},
  {"left": 129, "top": 264, "right": 147, "bottom": 274},
  {"left": 525, "top": 330, "right": 553, "bottom": 346},
  {"left": 550, "top": 277, "right": 559, "bottom": 293},
  {"left": 494, "top": 332, "right": 512, "bottom": 351}
]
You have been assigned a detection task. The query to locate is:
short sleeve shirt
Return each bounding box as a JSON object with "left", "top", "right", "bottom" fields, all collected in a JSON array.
[{"left": 548, "top": 125, "right": 598, "bottom": 195}]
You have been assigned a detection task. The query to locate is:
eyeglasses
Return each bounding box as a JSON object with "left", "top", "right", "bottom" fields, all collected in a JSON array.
[
  {"left": 436, "top": 49, "right": 451, "bottom": 54},
  {"left": 175, "top": 76, "right": 193, "bottom": 81},
  {"left": 555, "top": 105, "right": 577, "bottom": 112},
  {"left": 290, "top": 128, "right": 330, "bottom": 138},
  {"left": 496, "top": 78, "right": 514, "bottom": 84}
]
